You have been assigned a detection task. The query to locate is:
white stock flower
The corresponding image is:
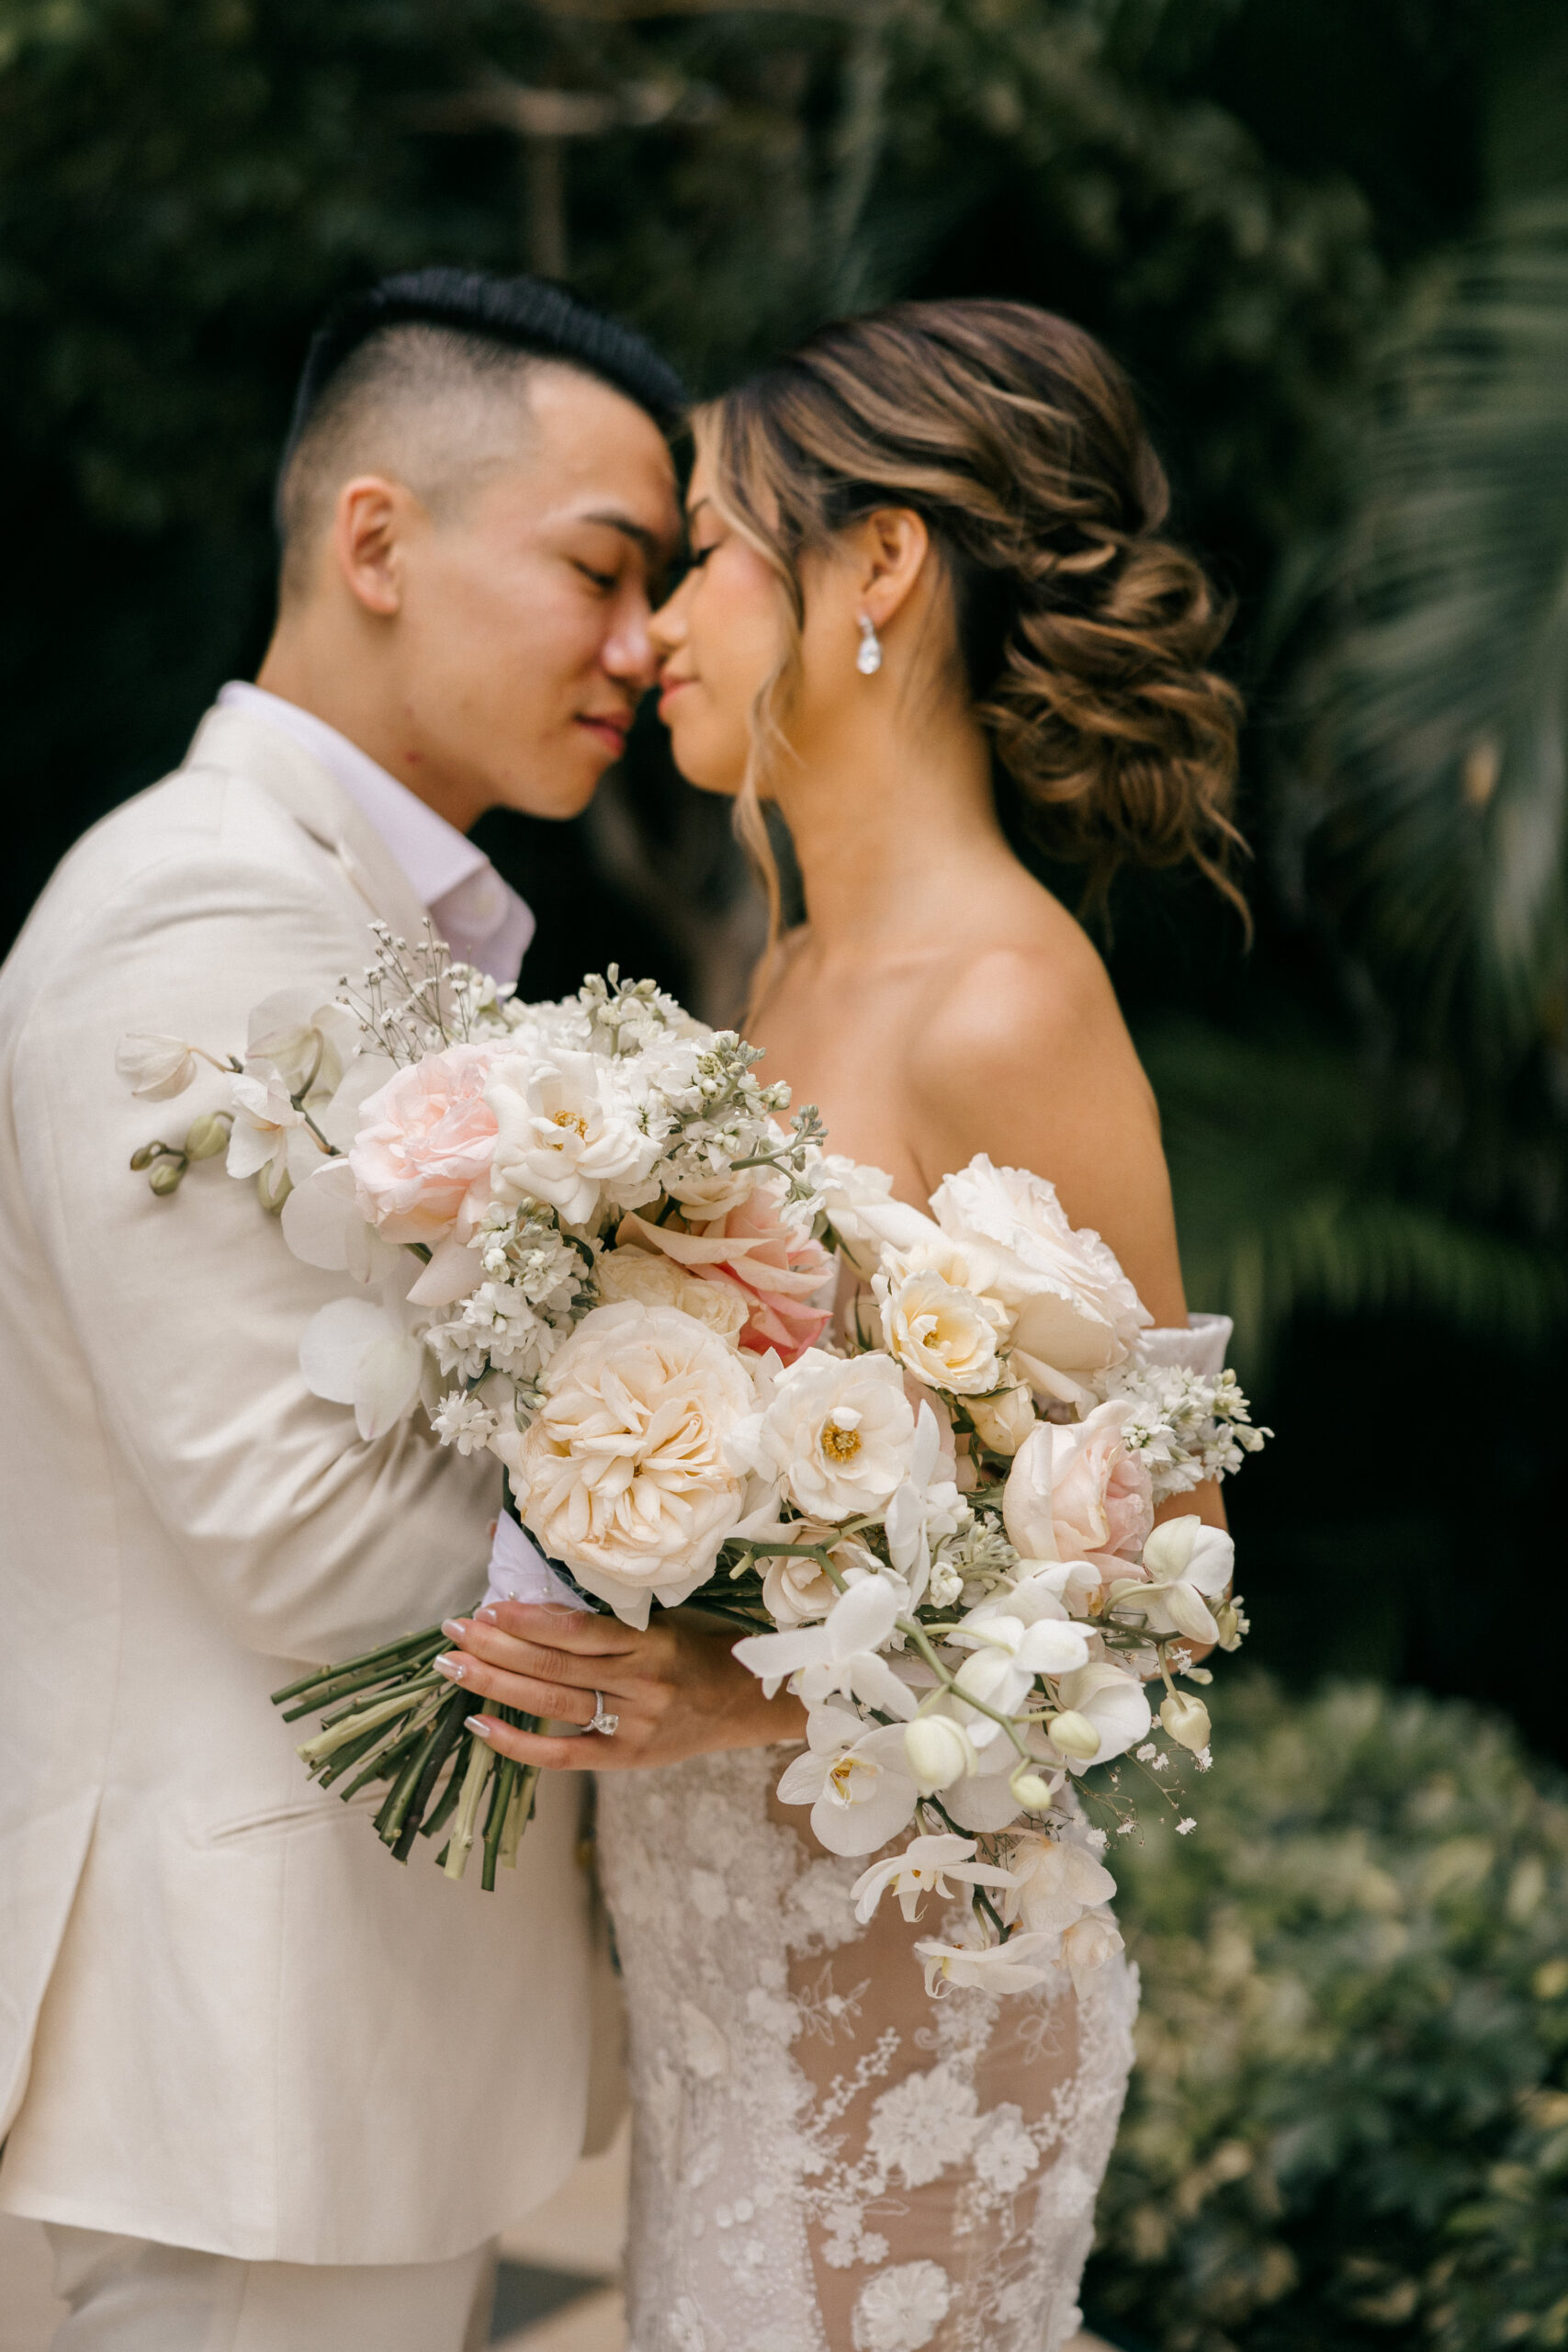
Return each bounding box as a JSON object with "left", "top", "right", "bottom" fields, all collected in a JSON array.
[
  {"left": 1130, "top": 1514, "right": 1236, "bottom": 1645},
  {"left": 513, "top": 1300, "right": 754, "bottom": 1625},
  {"left": 595, "top": 1244, "right": 750, "bottom": 1343},
  {"left": 116, "top": 1034, "right": 201, "bottom": 1100},
  {"left": 851, "top": 1833, "right": 1016, "bottom": 1925},
  {"left": 931, "top": 1155, "right": 1149, "bottom": 1396},
  {"left": 1050, "top": 1660, "right": 1153, "bottom": 1769},
  {"left": 734, "top": 1574, "right": 917, "bottom": 1720},
  {"left": 747, "top": 1349, "right": 916, "bottom": 1521},
  {"left": 776, "top": 1702, "right": 920, "bottom": 1857},
  {"left": 916, "top": 1928, "right": 1059, "bottom": 1997},
  {"left": 430, "top": 1389, "right": 500, "bottom": 1455},
  {"left": 487, "top": 1049, "right": 662, "bottom": 1227},
  {"left": 877, "top": 1267, "right": 1004, "bottom": 1396}
]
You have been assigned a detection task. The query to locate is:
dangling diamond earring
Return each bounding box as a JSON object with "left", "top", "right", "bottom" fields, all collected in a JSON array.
[{"left": 855, "top": 613, "right": 884, "bottom": 676}]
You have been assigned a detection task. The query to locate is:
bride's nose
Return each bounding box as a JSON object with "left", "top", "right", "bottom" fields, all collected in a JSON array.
[{"left": 648, "top": 580, "right": 687, "bottom": 660}]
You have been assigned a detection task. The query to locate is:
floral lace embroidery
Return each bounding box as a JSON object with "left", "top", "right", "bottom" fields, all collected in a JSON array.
[{"left": 597, "top": 1748, "right": 1137, "bottom": 2352}]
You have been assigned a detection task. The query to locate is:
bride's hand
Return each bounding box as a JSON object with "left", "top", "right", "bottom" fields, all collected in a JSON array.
[{"left": 436, "top": 1602, "right": 806, "bottom": 1771}]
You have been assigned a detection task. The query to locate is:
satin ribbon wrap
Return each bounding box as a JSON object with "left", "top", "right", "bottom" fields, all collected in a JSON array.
[{"left": 482, "top": 1510, "right": 594, "bottom": 1614}]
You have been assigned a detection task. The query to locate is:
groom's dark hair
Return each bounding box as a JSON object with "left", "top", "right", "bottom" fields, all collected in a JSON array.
[{"left": 276, "top": 267, "right": 686, "bottom": 599}]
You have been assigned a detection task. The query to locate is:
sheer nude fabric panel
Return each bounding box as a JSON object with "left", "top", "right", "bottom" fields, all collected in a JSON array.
[{"left": 597, "top": 1749, "right": 1135, "bottom": 2352}]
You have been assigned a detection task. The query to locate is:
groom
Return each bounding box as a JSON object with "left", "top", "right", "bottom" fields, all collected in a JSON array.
[{"left": 0, "top": 270, "right": 683, "bottom": 2348}]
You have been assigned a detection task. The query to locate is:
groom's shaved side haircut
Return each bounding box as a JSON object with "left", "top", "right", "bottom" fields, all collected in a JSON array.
[{"left": 276, "top": 267, "right": 686, "bottom": 600}]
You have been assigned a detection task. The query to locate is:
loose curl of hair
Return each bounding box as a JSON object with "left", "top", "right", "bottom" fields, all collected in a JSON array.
[{"left": 696, "top": 299, "right": 1247, "bottom": 945}]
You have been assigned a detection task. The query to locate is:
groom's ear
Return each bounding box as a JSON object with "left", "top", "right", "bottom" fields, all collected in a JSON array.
[{"left": 331, "top": 474, "right": 422, "bottom": 618}]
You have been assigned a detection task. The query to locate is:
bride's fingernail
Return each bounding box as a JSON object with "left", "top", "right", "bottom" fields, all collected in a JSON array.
[
  {"left": 475, "top": 1605, "right": 501, "bottom": 1624},
  {"left": 434, "top": 1654, "right": 466, "bottom": 1682},
  {"left": 467, "top": 1716, "right": 497, "bottom": 1742},
  {"left": 441, "top": 1619, "right": 467, "bottom": 1640}
]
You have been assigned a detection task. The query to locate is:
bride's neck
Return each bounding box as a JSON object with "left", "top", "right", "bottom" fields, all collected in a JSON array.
[{"left": 773, "top": 693, "right": 1008, "bottom": 957}]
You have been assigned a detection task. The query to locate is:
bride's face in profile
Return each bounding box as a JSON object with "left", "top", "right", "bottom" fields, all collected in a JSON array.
[{"left": 649, "top": 447, "right": 903, "bottom": 797}]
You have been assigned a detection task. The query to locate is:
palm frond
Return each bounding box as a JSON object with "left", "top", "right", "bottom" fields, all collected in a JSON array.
[
  {"left": 1142, "top": 1021, "right": 1568, "bottom": 1369},
  {"left": 1301, "top": 197, "right": 1568, "bottom": 1061}
]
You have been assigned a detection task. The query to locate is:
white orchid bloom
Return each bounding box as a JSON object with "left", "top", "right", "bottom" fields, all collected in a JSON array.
[
  {"left": 298, "top": 1270, "right": 428, "bottom": 1442},
  {"left": 116, "top": 1033, "right": 201, "bottom": 1100},
  {"left": 487, "top": 1048, "right": 661, "bottom": 1227},
  {"left": 1127, "top": 1515, "right": 1235, "bottom": 1645},
  {"left": 775, "top": 1702, "right": 921, "bottom": 1857},
  {"left": 851, "top": 1833, "right": 1016, "bottom": 1925},
  {"left": 883, "top": 1401, "right": 964, "bottom": 1606},
  {"left": 1003, "top": 1833, "right": 1118, "bottom": 1936},
  {"left": 916, "top": 1928, "right": 1059, "bottom": 1997},
  {"left": 244, "top": 989, "right": 361, "bottom": 1101},
  {"left": 1049, "top": 1660, "right": 1152, "bottom": 1769},
  {"left": 733, "top": 1574, "right": 917, "bottom": 1721},
  {"left": 945, "top": 1592, "right": 1091, "bottom": 1745},
  {"left": 227, "top": 1065, "right": 312, "bottom": 1190},
  {"left": 280, "top": 1158, "right": 400, "bottom": 1287}
]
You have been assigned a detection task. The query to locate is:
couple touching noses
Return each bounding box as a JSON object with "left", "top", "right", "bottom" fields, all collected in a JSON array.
[{"left": 1, "top": 260, "right": 1238, "bottom": 2352}]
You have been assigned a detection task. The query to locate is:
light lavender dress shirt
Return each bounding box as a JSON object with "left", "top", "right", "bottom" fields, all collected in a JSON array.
[{"left": 217, "top": 683, "right": 536, "bottom": 984}]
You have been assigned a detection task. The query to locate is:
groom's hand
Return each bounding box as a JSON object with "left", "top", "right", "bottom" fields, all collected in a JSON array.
[{"left": 438, "top": 1603, "right": 807, "bottom": 1770}]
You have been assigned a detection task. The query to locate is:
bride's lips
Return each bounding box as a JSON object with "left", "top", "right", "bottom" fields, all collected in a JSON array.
[
  {"left": 576, "top": 712, "right": 631, "bottom": 755},
  {"left": 658, "top": 676, "right": 694, "bottom": 718}
]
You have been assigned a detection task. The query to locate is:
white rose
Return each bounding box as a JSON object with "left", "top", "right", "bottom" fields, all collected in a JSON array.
[
  {"left": 876, "top": 1267, "right": 1005, "bottom": 1396},
  {"left": 752, "top": 1348, "right": 916, "bottom": 1521},
  {"left": 1061, "top": 1909, "right": 1125, "bottom": 1988},
  {"left": 487, "top": 1048, "right": 663, "bottom": 1228},
  {"left": 514, "top": 1300, "right": 755, "bottom": 1625},
  {"left": 964, "top": 1381, "right": 1037, "bottom": 1456},
  {"left": 931, "top": 1155, "right": 1150, "bottom": 1395},
  {"left": 596, "top": 1245, "right": 750, "bottom": 1344}
]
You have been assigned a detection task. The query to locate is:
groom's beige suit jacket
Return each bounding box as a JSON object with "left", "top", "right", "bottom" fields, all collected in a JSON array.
[{"left": 0, "top": 705, "right": 594, "bottom": 2264}]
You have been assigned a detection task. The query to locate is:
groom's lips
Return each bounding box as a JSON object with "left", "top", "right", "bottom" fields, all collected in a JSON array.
[{"left": 577, "top": 712, "right": 631, "bottom": 755}]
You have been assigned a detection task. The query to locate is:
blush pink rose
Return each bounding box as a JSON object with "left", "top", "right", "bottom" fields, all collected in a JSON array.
[
  {"left": 617, "top": 1187, "right": 835, "bottom": 1364},
  {"left": 1003, "top": 1399, "right": 1153, "bottom": 1578},
  {"left": 349, "top": 1042, "right": 499, "bottom": 1246}
]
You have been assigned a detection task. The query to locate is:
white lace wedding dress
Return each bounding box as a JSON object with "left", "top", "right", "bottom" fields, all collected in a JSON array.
[
  {"left": 594, "top": 1317, "right": 1235, "bottom": 2352},
  {"left": 596, "top": 1752, "right": 1137, "bottom": 2352}
]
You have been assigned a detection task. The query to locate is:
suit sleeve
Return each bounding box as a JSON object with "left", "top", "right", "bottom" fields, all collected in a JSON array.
[{"left": 14, "top": 829, "right": 500, "bottom": 1663}]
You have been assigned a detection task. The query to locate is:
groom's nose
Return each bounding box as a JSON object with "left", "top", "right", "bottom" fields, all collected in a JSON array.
[{"left": 602, "top": 591, "right": 663, "bottom": 694}]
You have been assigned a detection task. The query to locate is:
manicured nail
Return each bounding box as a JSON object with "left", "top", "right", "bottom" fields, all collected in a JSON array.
[
  {"left": 476, "top": 1605, "right": 501, "bottom": 1623},
  {"left": 441, "top": 1619, "right": 467, "bottom": 1640},
  {"left": 467, "top": 1715, "right": 497, "bottom": 1741},
  {"left": 433, "top": 1654, "right": 467, "bottom": 1682}
]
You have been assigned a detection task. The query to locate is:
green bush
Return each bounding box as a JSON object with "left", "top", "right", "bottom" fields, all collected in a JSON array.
[{"left": 1084, "top": 1679, "right": 1568, "bottom": 2351}]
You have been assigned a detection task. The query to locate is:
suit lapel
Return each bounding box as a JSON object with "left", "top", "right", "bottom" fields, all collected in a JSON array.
[{"left": 182, "top": 704, "right": 435, "bottom": 947}]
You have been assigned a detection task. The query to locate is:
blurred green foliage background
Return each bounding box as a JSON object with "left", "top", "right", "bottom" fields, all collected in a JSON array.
[{"left": 6, "top": 6, "right": 1568, "bottom": 2341}]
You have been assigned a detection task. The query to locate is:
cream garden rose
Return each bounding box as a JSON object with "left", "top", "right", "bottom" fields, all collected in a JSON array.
[
  {"left": 931, "top": 1155, "right": 1150, "bottom": 1396},
  {"left": 876, "top": 1266, "right": 1005, "bottom": 1396},
  {"left": 348, "top": 1041, "right": 499, "bottom": 1247},
  {"left": 595, "top": 1243, "right": 750, "bottom": 1344},
  {"left": 512, "top": 1300, "right": 757, "bottom": 1624}
]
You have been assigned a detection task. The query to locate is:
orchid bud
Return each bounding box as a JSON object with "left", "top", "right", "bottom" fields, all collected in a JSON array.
[
  {"left": 1158, "top": 1580, "right": 1221, "bottom": 1646},
  {"left": 256, "top": 1164, "right": 292, "bottom": 1216},
  {"left": 129, "top": 1143, "right": 164, "bottom": 1171},
  {"left": 903, "top": 1713, "right": 972, "bottom": 1793},
  {"left": 1010, "top": 1768, "right": 1055, "bottom": 1811},
  {"left": 184, "top": 1112, "right": 231, "bottom": 1160},
  {"left": 1045, "top": 1709, "right": 1101, "bottom": 1760},
  {"left": 1160, "top": 1690, "right": 1213, "bottom": 1753},
  {"left": 966, "top": 1383, "right": 1037, "bottom": 1457},
  {"left": 1214, "top": 1600, "right": 1247, "bottom": 1652},
  {"left": 148, "top": 1157, "right": 186, "bottom": 1196}
]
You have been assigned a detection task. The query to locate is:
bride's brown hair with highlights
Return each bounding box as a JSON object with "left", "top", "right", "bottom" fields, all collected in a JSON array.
[{"left": 696, "top": 298, "right": 1246, "bottom": 943}]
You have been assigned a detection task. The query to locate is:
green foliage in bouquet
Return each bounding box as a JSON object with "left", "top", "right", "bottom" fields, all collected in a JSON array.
[{"left": 1084, "top": 1678, "right": 1568, "bottom": 2352}]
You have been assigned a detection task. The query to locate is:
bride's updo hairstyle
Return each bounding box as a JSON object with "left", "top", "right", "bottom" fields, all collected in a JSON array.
[{"left": 698, "top": 299, "right": 1244, "bottom": 924}]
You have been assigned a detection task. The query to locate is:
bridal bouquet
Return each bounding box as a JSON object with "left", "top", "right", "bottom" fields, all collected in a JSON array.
[{"left": 121, "top": 928, "right": 1267, "bottom": 1986}]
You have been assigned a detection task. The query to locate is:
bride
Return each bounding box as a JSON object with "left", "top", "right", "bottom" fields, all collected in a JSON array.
[{"left": 449, "top": 298, "right": 1241, "bottom": 2351}]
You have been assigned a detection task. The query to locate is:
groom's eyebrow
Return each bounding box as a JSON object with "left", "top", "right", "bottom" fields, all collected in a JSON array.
[{"left": 580, "top": 508, "right": 671, "bottom": 563}]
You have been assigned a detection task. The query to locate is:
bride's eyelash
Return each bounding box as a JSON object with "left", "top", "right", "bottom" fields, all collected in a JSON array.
[{"left": 686, "top": 545, "right": 716, "bottom": 571}]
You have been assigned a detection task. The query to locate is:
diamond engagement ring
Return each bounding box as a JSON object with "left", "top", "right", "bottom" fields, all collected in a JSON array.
[{"left": 589, "top": 1690, "right": 620, "bottom": 1738}]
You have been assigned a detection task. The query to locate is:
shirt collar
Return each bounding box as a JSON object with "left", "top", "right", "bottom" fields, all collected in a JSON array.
[{"left": 217, "top": 683, "right": 534, "bottom": 980}]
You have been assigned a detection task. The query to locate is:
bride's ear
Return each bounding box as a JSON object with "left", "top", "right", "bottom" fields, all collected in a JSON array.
[{"left": 856, "top": 507, "right": 931, "bottom": 630}]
